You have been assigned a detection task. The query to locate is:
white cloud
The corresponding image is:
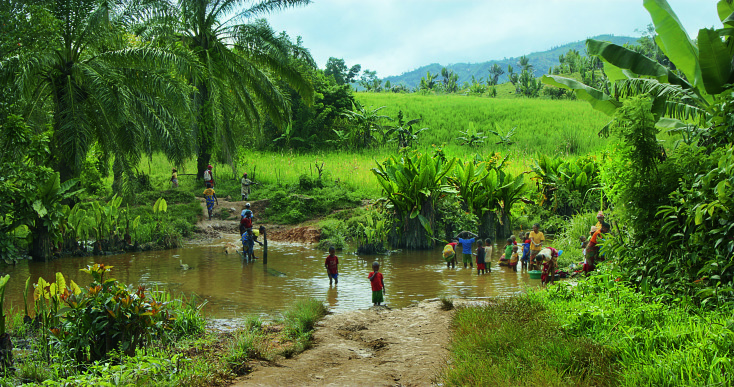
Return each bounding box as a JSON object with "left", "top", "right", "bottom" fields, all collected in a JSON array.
[{"left": 266, "top": 0, "right": 722, "bottom": 76}]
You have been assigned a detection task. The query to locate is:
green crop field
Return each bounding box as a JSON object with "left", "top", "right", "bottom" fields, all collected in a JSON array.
[
  {"left": 355, "top": 92, "right": 612, "bottom": 157},
  {"left": 135, "top": 92, "right": 616, "bottom": 199}
]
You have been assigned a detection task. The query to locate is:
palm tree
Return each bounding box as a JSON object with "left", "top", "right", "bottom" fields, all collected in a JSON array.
[
  {"left": 1, "top": 0, "right": 197, "bottom": 187},
  {"left": 518, "top": 55, "right": 533, "bottom": 72},
  {"left": 169, "top": 0, "right": 314, "bottom": 178}
]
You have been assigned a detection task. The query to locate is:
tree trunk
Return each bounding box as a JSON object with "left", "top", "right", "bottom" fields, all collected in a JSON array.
[
  {"left": 389, "top": 200, "right": 436, "bottom": 250},
  {"left": 496, "top": 212, "right": 512, "bottom": 241},
  {"left": 479, "top": 211, "right": 497, "bottom": 242},
  {"left": 195, "top": 82, "right": 212, "bottom": 180},
  {"left": 112, "top": 156, "right": 123, "bottom": 193},
  {"left": 30, "top": 222, "right": 52, "bottom": 262}
]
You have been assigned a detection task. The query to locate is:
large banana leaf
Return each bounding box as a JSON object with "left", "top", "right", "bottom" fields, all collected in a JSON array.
[
  {"left": 541, "top": 75, "right": 622, "bottom": 116},
  {"left": 586, "top": 39, "right": 691, "bottom": 89},
  {"left": 644, "top": 0, "right": 703, "bottom": 89},
  {"left": 718, "top": 0, "right": 734, "bottom": 25},
  {"left": 697, "top": 28, "right": 733, "bottom": 95}
]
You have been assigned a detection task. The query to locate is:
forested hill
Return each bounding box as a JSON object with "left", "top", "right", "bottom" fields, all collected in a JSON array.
[{"left": 383, "top": 34, "right": 639, "bottom": 89}]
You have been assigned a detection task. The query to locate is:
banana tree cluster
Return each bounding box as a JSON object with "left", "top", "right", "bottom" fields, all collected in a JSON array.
[
  {"left": 448, "top": 156, "right": 529, "bottom": 239},
  {"left": 372, "top": 151, "right": 531, "bottom": 248},
  {"left": 531, "top": 154, "right": 602, "bottom": 216},
  {"left": 371, "top": 151, "right": 457, "bottom": 249},
  {"left": 59, "top": 195, "right": 141, "bottom": 254}
]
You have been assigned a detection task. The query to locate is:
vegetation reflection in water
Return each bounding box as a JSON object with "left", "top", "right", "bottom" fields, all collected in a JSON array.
[{"left": 1, "top": 240, "right": 539, "bottom": 319}]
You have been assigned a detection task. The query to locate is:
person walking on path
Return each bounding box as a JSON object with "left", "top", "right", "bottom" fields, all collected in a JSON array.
[
  {"left": 529, "top": 223, "right": 545, "bottom": 270},
  {"left": 325, "top": 246, "right": 339, "bottom": 286},
  {"left": 203, "top": 164, "right": 215, "bottom": 187},
  {"left": 170, "top": 168, "right": 178, "bottom": 188},
  {"left": 203, "top": 183, "right": 218, "bottom": 220},
  {"left": 241, "top": 172, "right": 252, "bottom": 201}
]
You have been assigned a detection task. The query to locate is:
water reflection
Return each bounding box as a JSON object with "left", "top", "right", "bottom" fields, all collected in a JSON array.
[{"left": 1, "top": 239, "right": 540, "bottom": 319}]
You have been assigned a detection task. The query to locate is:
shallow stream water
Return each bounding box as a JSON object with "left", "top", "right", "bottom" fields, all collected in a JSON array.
[{"left": 1, "top": 238, "right": 541, "bottom": 319}]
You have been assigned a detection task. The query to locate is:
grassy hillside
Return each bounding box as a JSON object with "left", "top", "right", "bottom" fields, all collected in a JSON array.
[
  {"left": 355, "top": 92, "right": 612, "bottom": 157},
  {"left": 384, "top": 34, "right": 639, "bottom": 88}
]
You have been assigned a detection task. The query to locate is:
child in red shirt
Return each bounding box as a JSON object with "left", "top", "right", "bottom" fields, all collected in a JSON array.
[
  {"left": 368, "top": 261, "right": 385, "bottom": 306},
  {"left": 324, "top": 246, "right": 338, "bottom": 286}
]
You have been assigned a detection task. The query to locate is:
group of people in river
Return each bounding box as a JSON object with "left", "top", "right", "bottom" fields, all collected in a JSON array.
[{"left": 441, "top": 212, "right": 611, "bottom": 286}]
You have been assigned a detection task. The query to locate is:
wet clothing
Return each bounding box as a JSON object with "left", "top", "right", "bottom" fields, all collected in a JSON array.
[
  {"left": 476, "top": 247, "right": 486, "bottom": 265},
  {"left": 463, "top": 253, "right": 472, "bottom": 265},
  {"left": 457, "top": 238, "right": 475, "bottom": 254},
  {"left": 325, "top": 254, "right": 339, "bottom": 275},
  {"left": 372, "top": 290, "right": 384, "bottom": 304}
]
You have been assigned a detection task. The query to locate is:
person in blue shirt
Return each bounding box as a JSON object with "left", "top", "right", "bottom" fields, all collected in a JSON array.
[
  {"left": 454, "top": 231, "right": 478, "bottom": 269},
  {"left": 240, "top": 229, "right": 262, "bottom": 261}
]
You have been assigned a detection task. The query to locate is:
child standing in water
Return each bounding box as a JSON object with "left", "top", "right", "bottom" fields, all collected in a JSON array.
[
  {"left": 475, "top": 240, "right": 486, "bottom": 275},
  {"left": 484, "top": 238, "right": 493, "bottom": 273},
  {"left": 521, "top": 234, "right": 531, "bottom": 271},
  {"left": 325, "top": 246, "right": 339, "bottom": 286},
  {"left": 510, "top": 245, "right": 519, "bottom": 272},
  {"left": 368, "top": 262, "right": 385, "bottom": 306}
]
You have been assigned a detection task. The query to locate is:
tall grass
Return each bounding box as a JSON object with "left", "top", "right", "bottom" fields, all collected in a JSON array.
[
  {"left": 444, "top": 278, "right": 734, "bottom": 386},
  {"left": 443, "top": 297, "right": 618, "bottom": 386},
  {"left": 356, "top": 93, "right": 612, "bottom": 157}
]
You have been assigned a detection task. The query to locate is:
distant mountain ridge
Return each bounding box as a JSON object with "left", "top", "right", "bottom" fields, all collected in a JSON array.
[{"left": 383, "top": 34, "right": 640, "bottom": 89}]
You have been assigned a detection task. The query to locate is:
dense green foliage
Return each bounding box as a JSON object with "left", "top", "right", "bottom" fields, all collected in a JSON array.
[{"left": 445, "top": 277, "right": 734, "bottom": 386}]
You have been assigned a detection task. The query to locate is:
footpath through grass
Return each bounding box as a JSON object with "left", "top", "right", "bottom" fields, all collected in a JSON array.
[{"left": 443, "top": 274, "right": 734, "bottom": 386}]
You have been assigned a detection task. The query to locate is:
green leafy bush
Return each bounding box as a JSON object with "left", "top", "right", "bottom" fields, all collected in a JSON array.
[
  {"left": 317, "top": 219, "right": 348, "bottom": 250},
  {"left": 51, "top": 264, "right": 175, "bottom": 362}
]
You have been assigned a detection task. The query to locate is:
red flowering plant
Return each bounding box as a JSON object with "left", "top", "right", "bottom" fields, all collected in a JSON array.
[{"left": 44, "top": 264, "right": 175, "bottom": 362}]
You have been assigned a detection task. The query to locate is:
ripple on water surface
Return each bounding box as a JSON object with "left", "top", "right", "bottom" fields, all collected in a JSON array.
[{"left": 1, "top": 239, "right": 542, "bottom": 318}]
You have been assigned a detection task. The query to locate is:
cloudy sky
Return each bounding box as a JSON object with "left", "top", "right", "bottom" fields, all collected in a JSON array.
[{"left": 266, "top": 0, "right": 722, "bottom": 77}]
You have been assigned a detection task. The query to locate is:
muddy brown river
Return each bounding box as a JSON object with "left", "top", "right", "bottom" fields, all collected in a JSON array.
[{"left": 1, "top": 238, "right": 540, "bottom": 319}]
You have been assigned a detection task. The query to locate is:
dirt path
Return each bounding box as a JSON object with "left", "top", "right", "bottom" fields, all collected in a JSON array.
[{"left": 231, "top": 300, "right": 453, "bottom": 387}]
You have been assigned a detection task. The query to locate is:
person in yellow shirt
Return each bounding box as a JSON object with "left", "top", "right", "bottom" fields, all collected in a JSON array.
[
  {"left": 529, "top": 223, "right": 545, "bottom": 270},
  {"left": 170, "top": 168, "right": 178, "bottom": 188},
  {"left": 203, "top": 183, "right": 218, "bottom": 220}
]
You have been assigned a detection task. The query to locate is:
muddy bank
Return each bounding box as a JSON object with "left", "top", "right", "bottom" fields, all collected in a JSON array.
[
  {"left": 195, "top": 198, "right": 321, "bottom": 244},
  {"left": 230, "top": 299, "right": 455, "bottom": 387}
]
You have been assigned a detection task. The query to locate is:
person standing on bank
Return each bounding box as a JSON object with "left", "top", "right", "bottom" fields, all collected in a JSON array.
[
  {"left": 170, "top": 168, "right": 178, "bottom": 188},
  {"left": 241, "top": 172, "right": 252, "bottom": 201}
]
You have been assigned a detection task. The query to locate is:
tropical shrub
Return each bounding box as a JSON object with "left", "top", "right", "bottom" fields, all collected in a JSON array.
[
  {"left": 51, "top": 264, "right": 174, "bottom": 362},
  {"left": 531, "top": 153, "right": 603, "bottom": 216}
]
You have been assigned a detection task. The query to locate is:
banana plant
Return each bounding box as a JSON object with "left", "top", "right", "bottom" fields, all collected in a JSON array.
[
  {"left": 372, "top": 151, "right": 457, "bottom": 249},
  {"left": 495, "top": 171, "right": 529, "bottom": 237},
  {"left": 542, "top": 0, "right": 734, "bottom": 136}
]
